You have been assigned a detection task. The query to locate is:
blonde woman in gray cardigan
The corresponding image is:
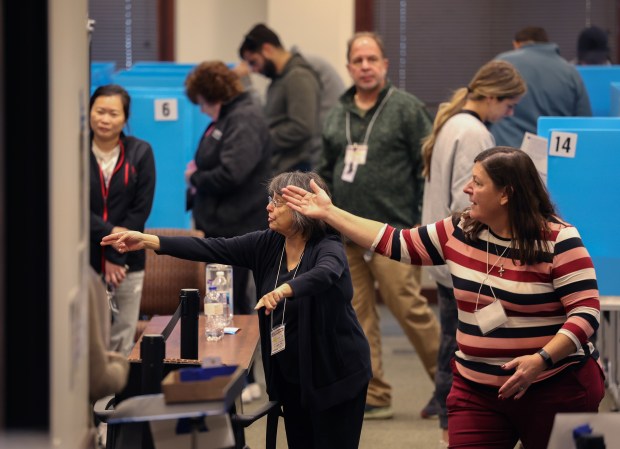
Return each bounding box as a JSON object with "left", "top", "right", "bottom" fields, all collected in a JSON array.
[{"left": 420, "top": 60, "right": 526, "bottom": 447}]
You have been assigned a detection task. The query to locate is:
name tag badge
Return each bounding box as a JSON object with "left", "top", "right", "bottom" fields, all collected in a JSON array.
[
  {"left": 341, "top": 161, "right": 358, "bottom": 183},
  {"left": 270, "top": 324, "right": 286, "bottom": 355},
  {"left": 474, "top": 300, "right": 507, "bottom": 335},
  {"left": 345, "top": 144, "right": 368, "bottom": 165}
]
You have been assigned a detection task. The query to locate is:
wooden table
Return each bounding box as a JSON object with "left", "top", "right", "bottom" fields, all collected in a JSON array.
[
  {"left": 129, "top": 314, "right": 260, "bottom": 370},
  {"left": 106, "top": 315, "right": 263, "bottom": 449}
]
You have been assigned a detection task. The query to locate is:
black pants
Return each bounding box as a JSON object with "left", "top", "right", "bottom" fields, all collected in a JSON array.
[
  {"left": 277, "top": 375, "right": 367, "bottom": 449},
  {"left": 232, "top": 265, "right": 257, "bottom": 384}
]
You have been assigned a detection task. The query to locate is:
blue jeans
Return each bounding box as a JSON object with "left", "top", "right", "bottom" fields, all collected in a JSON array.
[{"left": 435, "top": 283, "right": 458, "bottom": 429}]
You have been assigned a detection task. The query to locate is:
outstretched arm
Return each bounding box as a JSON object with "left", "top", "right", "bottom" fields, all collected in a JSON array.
[
  {"left": 282, "top": 179, "right": 385, "bottom": 250},
  {"left": 101, "top": 230, "right": 161, "bottom": 253}
]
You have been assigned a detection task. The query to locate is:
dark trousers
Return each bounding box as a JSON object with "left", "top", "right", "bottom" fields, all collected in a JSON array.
[
  {"left": 277, "top": 376, "right": 367, "bottom": 449},
  {"left": 435, "top": 283, "right": 458, "bottom": 430},
  {"left": 447, "top": 357, "right": 605, "bottom": 449}
]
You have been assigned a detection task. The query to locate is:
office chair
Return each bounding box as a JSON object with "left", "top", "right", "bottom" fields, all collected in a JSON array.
[{"left": 134, "top": 228, "right": 206, "bottom": 341}]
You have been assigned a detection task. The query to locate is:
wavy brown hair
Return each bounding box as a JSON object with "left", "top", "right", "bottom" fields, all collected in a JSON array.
[
  {"left": 185, "top": 61, "right": 243, "bottom": 105},
  {"left": 461, "top": 147, "right": 558, "bottom": 265},
  {"left": 422, "top": 60, "right": 526, "bottom": 179}
]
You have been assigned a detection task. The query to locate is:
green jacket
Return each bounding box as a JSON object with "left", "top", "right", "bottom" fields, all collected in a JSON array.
[{"left": 318, "top": 82, "right": 432, "bottom": 228}]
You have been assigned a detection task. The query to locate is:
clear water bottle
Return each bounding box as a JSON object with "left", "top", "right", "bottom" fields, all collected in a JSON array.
[
  {"left": 213, "top": 270, "right": 233, "bottom": 325},
  {"left": 204, "top": 285, "right": 226, "bottom": 341}
]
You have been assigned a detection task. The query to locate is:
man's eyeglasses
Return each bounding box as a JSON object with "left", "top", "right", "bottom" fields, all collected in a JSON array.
[{"left": 268, "top": 195, "right": 286, "bottom": 208}]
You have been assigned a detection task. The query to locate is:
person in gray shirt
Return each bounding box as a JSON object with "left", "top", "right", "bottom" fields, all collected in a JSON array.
[{"left": 291, "top": 45, "right": 346, "bottom": 129}]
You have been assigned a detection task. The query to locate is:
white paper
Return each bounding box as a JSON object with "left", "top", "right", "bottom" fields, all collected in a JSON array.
[{"left": 520, "top": 132, "right": 548, "bottom": 186}]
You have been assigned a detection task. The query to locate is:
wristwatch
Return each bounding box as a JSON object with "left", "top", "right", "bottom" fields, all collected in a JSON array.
[{"left": 537, "top": 348, "right": 554, "bottom": 370}]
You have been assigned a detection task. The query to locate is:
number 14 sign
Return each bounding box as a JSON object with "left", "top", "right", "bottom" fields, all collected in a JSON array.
[{"left": 549, "top": 131, "right": 578, "bottom": 158}]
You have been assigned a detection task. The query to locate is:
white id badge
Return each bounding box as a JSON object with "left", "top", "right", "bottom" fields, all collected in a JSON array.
[
  {"left": 341, "top": 161, "right": 358, "bottom": 183},
  {"left": 270, "top": 324, "right": 286, "bottom": 355},
  {"left": 345, "top": 144, "right": 368, "bottom": 165},
  {"left": 474, "top": 300, "right": 508, "bottom": 335}
]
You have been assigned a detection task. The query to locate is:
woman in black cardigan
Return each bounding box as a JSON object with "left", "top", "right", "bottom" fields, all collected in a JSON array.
[{"left": 102, "top": 171, "right": 371, "bottom": 449}]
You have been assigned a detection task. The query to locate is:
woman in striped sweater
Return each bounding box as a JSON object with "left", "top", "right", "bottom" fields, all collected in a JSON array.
[{"left": 283, "top": 146, "right": 604, "bottom": 449}]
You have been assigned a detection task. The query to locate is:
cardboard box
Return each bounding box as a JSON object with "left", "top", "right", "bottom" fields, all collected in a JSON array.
[{"left": 161, "top": 365, "right": 243, "bottom": 404}]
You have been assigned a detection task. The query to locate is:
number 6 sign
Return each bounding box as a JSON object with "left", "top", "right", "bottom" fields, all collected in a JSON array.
[
  {"left": 154, "top": 98, "right": 178, "bottom": 121},
  {"left": 549, "top": 131, "right": 578, "bottom": 158}
]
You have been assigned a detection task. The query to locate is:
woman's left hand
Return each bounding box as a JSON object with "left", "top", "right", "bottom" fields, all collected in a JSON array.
[
  {"left": 185, "top": 160, "right": 197, "bottom": 187},
  {"left": 255, "top": 284, "right": 293, "bottom": 315},
  {"left": 498, "top": 354, "right": 546, "bottom": 400},
  {"left": 104, "top": 260, "right": 128, "bottom": 288},
  {"left": 282, "top": 179, "right": 332, "bottom": 220}
]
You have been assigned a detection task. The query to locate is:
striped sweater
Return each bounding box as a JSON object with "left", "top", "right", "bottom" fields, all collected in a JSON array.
[{"left": 371, "top": 216, "right": 600, "bottom": 387}]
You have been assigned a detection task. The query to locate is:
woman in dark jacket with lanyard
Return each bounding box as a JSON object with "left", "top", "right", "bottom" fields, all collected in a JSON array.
[
  {"left": 184, "top": 60, "right": 272, "bottom": 402},
  {"left": 102, "top": 171, "right": 371, "bottom": 449},
  {"left": 89, "top": 84, "right": 156, "bottom": 355}
]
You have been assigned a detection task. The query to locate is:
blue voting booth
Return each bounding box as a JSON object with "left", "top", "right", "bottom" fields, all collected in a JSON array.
[
  {"left": 611, "top": 82, "right": 620, "bottom": 116},
  {"left": 91, "top": 61, "right": 116, "bottom": 89},
  {"left": 538, "top": 117, "right": 620, "bottom": 295},
  {"left": 90, "top": 62, "right": 211, "bottom": 229},
  {"left": 123, "top": 87, "right": 209, "bottom": 229},
  {"left": 576, "top": 66, "right": 620, "bottom": 116}
]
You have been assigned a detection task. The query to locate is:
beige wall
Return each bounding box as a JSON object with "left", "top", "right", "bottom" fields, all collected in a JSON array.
[
  {"left": 176, "top": 0, "right": 268, "bottom": 63},
  {"left": 49, "top": 0, "right": 91, "bottom": 446},
  {"left": 175, "top": 0, "right": 353, "bottom": 84},
  {"left": 267, "top": 0, "right": 353, "bottom": 83}
]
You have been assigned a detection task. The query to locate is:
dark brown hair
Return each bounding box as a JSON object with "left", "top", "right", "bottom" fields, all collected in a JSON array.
[
  {"left": 239, "top": 23, "right": 283, "bottom": 58},
  {"left": 514, "top": 26, "right": 549, "bottom": 43},
  {"left": 185, "top": 61, "right": 243, "bottom": 105},
  {"left": 461, "top": 147, "right": 558, "bottom": 265}
]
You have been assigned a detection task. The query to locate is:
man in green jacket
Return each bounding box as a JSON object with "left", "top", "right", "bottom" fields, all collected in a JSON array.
[{"left": 318, "top": 31, "right": 440, "bottom": 420}]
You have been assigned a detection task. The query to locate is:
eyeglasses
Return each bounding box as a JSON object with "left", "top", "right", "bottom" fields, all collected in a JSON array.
[{"left": 267, "top": 195, "right": 286, "bottom": 208}]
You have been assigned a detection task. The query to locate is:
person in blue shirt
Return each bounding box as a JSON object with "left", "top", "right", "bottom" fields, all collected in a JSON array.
[{"left": 490, "top": 26, "right": 592, "bottom": 148}]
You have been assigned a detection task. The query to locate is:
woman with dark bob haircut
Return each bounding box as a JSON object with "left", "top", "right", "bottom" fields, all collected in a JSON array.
[
  {"left": 102, "top": 171, "right": 371, "bottom": 449},
  {"left": 283, "top": 147, "right": 604, "bottom": 449},
  {"left": 184, "top": 60, "right": 272, "bottom": 403}
]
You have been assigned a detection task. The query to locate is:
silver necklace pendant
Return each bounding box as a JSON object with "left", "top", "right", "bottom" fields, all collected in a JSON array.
[{"left": 498, "top": 265, "right": 505, "bottom": 277}]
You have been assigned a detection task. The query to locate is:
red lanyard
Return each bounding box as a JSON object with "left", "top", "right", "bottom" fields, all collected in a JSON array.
[{"left": 97, "top": 140, "right": 125, "bottom": 222}]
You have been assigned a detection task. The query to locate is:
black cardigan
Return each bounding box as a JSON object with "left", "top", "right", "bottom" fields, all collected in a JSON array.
[
  {"left": 158, "top": 229, "right": 371, "bottom": 411},
  {"left": 90, "top": 135, "right": 156, "bottom": 273}
]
